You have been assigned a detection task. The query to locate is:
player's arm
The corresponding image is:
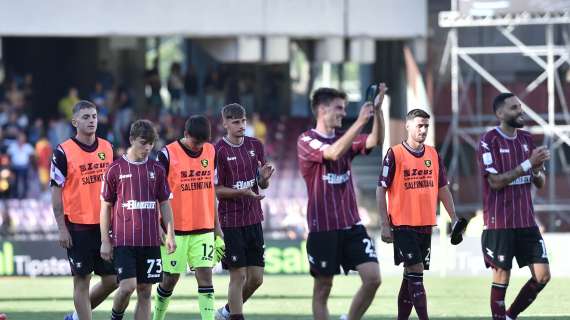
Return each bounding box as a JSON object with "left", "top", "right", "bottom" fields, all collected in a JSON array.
[
  {"left": 50, "top": 186, "right": 72, "bottom": 249},
  {"left": 365, "top": 83, "right": 386, "bottom": 149},
  {"left": 257, "top": 145, "right": 274, "bottom": 189},
  {"left": 215, "top": 185, "right": 265, "bottom": 200},
  {"left": 213, "top": 197, "right": 223, "bottom": 237},
  {"left": 438, "top": 185, "right": 457, "bottom": 222},
  {"left": 50, "top": 147, "right": 71, "bottom": 249},
  {"left": 322, "top": 102, "right": 373, "bottom": 161},
  {"left": 376, "top": 148, "right": 394, "bottom": 243},
  {"left": 159, "top": 201, "right": 177, "bottom": 254},
  {"left": 487, "top": 146, "right": 549, "bottom": 190},
  {"left": 531, "top": 168, "right": 546, "bottom": 189},
  {"left": 99, "top": 200, "right": 113, "bottom": 261}
]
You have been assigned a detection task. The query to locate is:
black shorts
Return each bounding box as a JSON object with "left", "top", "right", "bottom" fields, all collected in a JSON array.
[
  {"left": 307, "top": 224, "right": 378, "bottom": 277},
  {"left": 222, "top": 223, "right": 265, "bottom": 269},
  {"left": 393, "top": 228, "right": 432, "bottom": 270},
  {"left": 113, "top": 246, "right": 162, "bottom": 283},
  {"left": 481, "top": 227, "right": 549, "bottom": 270},
  {"left": 67, "top": 227, "right": 115, "bottom": 277}
]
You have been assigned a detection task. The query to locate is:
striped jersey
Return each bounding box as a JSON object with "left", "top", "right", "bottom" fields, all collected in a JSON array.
[
  {"left": 478, "top": 127, "right": 537, "bottom": 229},
  {"left": 101, "top": 155, "right": 172, "bottom": 246},
  {"left": 297, "top": 129, "right": 369, "bottom": 232}
]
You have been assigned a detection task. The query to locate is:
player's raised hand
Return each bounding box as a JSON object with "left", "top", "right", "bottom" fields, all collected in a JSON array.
[
  {"left": 58, "top": 227, "right": 73, "bottom": 249},
  {"left": 166, "top": 234, "right": 176, "bottom": 254},
  {"left": 258, "top": 161, "right": 275, "bottom": 181},
  {"left": 380, "top": 222, "right": 393, "bottom": 243},
  {"left": 242, "top": 188, "right": 265, "bottom": 200},
  {"left": 100, "top": 240, "right": 113, "bottom": 262},
  {"left": 529, "top": 146, "right": 550, "bottom": 168},
  {"left": 356, "top": 102, "right": 374, "bottom": 126},
  {"left": 373, "top": 82, "right": 388, "bottom": 111}
]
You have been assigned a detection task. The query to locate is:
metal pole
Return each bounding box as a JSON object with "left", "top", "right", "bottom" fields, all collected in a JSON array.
[{"left": 546, "top": 24, "right": 556, "bottom": 220}]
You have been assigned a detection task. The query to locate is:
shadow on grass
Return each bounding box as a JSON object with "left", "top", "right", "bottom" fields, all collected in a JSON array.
[{"left": 2, "top": 312, "right": 569, "bottom": 320}]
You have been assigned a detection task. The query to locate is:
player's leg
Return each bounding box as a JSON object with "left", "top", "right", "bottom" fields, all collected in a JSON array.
[
  {"left": 482, "top": 229, "right": 515, "bottom": 320},
  {"left": 191, "top": 232, "right": 217, "bottom": 320},
  {"left": 134, "top": 283, "right": 153, "bottom": 320},
  {"left": 89, "top": 274, "right": 118, "bottom": 309},
  {"left": 397, "top": 270, "right": 413, "bottom": 320},
  {"left": 404, "top": 263, "right": 427, "bottom": 320},
  {"left": 111, "top": 278, "right": 137, "bottom": 320},
  {"left": 73, "top": 274, "right": 93, "bottom": 320},
  {"left": 243, "top": 266, "right": 264, "bottom": 302},
  {"left": 153, "top": 234, "right": 187, "bottom": 320},
  {"left": 506, "top": 228, "right": 550, "bottom": 319},
  {"left": 342, "top": 225, "right": 380, "bottom": 320},
  {"left": 228, "top": 267, "right": 247, "bottom": 317},
  {"left": 111, "top": 247, "right": 139, "bottom": 320},
  {"left": 347, "top": 262, "right": 381, "bottom": 320},
  {"left": 313, "top": 275, "right": 334, "bottom": 320}
]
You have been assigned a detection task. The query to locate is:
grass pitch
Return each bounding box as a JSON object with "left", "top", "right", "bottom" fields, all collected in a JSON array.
[{"left": 0, "top": 275, "right": 568, "bottom": 319}]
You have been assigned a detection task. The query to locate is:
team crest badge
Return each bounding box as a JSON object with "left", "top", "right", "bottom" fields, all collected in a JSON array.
[
  {"left": 171, "top": 261, "right": 177, "bottom": 267},
  {"left": 424, "top": 160, "right": 432, "bottom": 167},
  {"left": 201, "top": 159, "right": 209, "bottom": 168},
  {"left": 149, "top": 171, "right": 156, "bottom": 180},
  {"left": 97, "top": 152, "right": 106, "bottom": 160}
]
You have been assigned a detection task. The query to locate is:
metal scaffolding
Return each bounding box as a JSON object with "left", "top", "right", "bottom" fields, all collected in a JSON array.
[{"left": 438, "top": 2, "right": 570, "bottom": 221}]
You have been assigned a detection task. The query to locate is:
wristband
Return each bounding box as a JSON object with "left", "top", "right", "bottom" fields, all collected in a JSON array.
[{"left": 520, "top": 160, "right": 532, "bottom": 172}]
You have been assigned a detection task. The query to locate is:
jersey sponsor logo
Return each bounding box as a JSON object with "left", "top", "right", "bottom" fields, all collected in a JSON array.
[
  {"left": 81, "top": 173, "right": 104, "bottom": 185},
  {"left": 508, "top": 175, "right": 531, "bottom": 186},
  {"left": 97, "top": 152, "right": 106, "bottom": 160},
  {"left": 121, "top": 200, "right": 157, "bottom": 210},
  {"left": 499, "top": 148, "right": 510, "bottom": 154},
  {"left": 322, "top": 171, "right": 351, "bottom": 184},
  {"left": 181, "top": 181, "right": 213, "bottom": 191},
  {"left": 181, "top": 170, "right": 211, "bottom": 178},
  {"left": 79, "top": 162, "right": 110, "bottom": 173},
  {"left": 232, "top": 178, "right": 256, "bottom": 190},
  {"left": 403, "top": 168, "right": 433, "bottom": 177},
  {"left": 424, "top": 160, "right": 432, "bottom": 167},
  {"left": 201, "top": 159, "right": 209, "bottom": 168},
  {"left": 227, "top": 156, "right": 237, "bottom": 161}
]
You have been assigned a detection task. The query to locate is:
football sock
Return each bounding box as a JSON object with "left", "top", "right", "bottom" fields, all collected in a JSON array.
[
  {"left": 229, "top": 314, "right": 244, "bottom": 320},
  {"left": 198, "top": 286, "right": 215, "bottom": 320},
  {"left": 506, "top": 278, "right": 545, "bottom": 318},
  {"left": 152, "top": 285, "right": 173, "bottom": 320},
  {"left": 397, "top": 273, "right": 413, "bottom": 320},
  {"left": 111, "top": 308, "right": 124, "bottom": 320},
  {"left": 491, "top": 282, "right": 508, "bottom": 320},
  {"left": 407, "top": 272, "right": 429, "bottom": 320}
]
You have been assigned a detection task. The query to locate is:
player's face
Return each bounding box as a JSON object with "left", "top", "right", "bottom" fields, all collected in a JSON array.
[
  {"left": 406, "top": 117, "right": 430, "bottom": 144},
  {"left": 223, "top": 117, "right": 246, "bottom": 138},
  {"left": 130, "top": 137, "right": 154, "bottom": 161},
  {"left": 499, "top": 97, "right": 524, "bottom": 129},
  {"left": 320, "top": 98, "right": 346, "bottom": 128},
  {"left": 72, "top": 108, "right": 97, "bottom": 135}
]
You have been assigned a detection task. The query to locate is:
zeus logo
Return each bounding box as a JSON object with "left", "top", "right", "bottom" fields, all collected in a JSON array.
[
  {"left": 232, "top": 179, "right": 256, "bottom": 190},
  {"left": 121, "top": 200, "right": 156, "bottom": 210}
]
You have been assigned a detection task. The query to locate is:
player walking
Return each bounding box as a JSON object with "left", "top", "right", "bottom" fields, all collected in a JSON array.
[
  {"left": 297, "top": 85, "right": 385, "bottom": 320},
  {"left": 214, "top": 103, "right": 274, "bottom": 320},
  {"left": 153, "top": 115, "right": 224, "bottom": 320},
  {"left": 377, "top": 109, "right": 458, "bottom": 320},
  {"left": 100, "top": 120, "right": 176, "bottom": 320},
  {"left": 478, "top": 93, "right": 551, "bottom": 320},
  {"left": 50, "top": 100, "right": 118, "bottom": 320}
]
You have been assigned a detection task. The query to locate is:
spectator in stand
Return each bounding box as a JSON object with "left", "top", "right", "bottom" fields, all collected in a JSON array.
[
  {"left": 204, "top": 69, "right": 224, "bottom": 112},
  {"left": 113, "top": 86, "right": 134, "bottom": 148},
  {"left": 2, "top": 112, "right": 23, "bottom": 144},
  {"left": 7, "top": 131, "right": 35, "bottom": 199},
  {"left": 96, "top": 60, "right": 115, "bottom": 92},
  {"left": 251, "top": 112, "right": 267, "bottom": 144},
  {"left": 58, "top": 87, "right": 80, "bottom": 121},
  {"left": 35, "top": 135, "right": 52, "bottom": 191},
  {"left": 28, "top": 118, "right": 44, "bottom": 145},
  {"left": 48, "top": 117, "right": 73, "bottom": 151},
  {"left": 6, "top": 80, "right": 25, "bottom": 110},
  {"left": 145, "top": 59, "right": 163, "bottom": 110},
  {"left": 90, "top": 81, "right": 111, "bottom": 139},
  {"left": 167, "top": 62, "right": 184, "bottom": 115},
  {"left": 22, "top": 73, "right": 34, "bottom": 111},
  {"left": 184, "top": 65, "right": 199, "bottom": 113}
]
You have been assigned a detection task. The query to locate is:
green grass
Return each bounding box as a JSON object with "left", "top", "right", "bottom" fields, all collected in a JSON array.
[{"left": 0, "top": 275, "right": 568, "bottom": 319}]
